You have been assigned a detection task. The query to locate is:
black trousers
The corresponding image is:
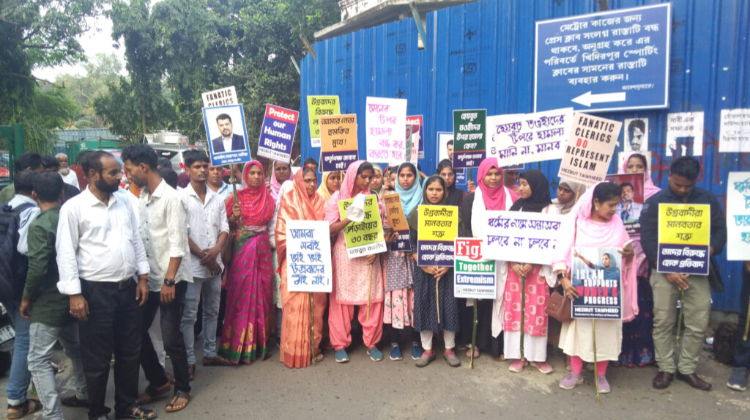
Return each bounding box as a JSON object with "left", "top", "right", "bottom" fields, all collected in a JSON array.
[
  {"left": 457, "top": 299, "right": 503, "bottom": 357},
  {"left": 140, "top": 281, "right": 191, "bottom": 393},
  {"left": 78, "top": 279, "right": 142, "bottom": 419},
  {"left": 734, "top": 264, "right": 750, "bottom": 368}
]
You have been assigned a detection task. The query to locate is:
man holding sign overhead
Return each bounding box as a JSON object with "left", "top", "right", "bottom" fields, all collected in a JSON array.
[{"left": 641, "top": 157, "right": 727, "bottom": 391}]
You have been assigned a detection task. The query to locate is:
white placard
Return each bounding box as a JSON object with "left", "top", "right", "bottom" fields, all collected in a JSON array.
[
  {"left": 666, "top": 112, "right": 704, "bottom": 157},
  {"left": 201, "top": 86, "right": 238, "bottom": 108},
  {"left": 285, "top": 220, "right": 333, "bottom": 292},
  {"left": 481, "top": 211, "right": 565, "bottom": 265},
  {"left": 488, "top": 108, "right": 572, "bottom": 166},
  {"left": 727, "top": 172, "right": 750, "bottom": 261},
  {"left": 365, "top": 97, "right": 407, "bottom": 164},
  {"left": 719, "top": 109, "right": 750, "bottom": 153}
]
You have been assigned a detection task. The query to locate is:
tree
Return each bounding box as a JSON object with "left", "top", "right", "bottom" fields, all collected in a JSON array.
[{"left": 57, "top": 53, "right": 123, "bottom": 128}]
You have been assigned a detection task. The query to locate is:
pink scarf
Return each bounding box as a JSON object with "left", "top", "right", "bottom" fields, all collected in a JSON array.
[
  {"left": 477, "top": 158, "right": 518, "bottom": 210},
  {"left": 620, "top": 152, "right": 661, "bottom": 200},
  {"left": 325, "top": 160, "right": 371, "bottom": 224},
  {"left": 552, "top": 183, "right": 639, "bottom": 322}
]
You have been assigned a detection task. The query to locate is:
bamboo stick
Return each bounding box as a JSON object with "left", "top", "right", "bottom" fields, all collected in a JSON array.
[
  {"left": 435, "top": 278, "right": 441, "bottom": 324},
  {"left": 593, "top": 319, "right": 599, "bottom": 406},
  {"left": 744, "top": 297, "right": 750, "bottom": 342},
  {"left": 470, "top": 299, "right": 478, "bottom": 369}
]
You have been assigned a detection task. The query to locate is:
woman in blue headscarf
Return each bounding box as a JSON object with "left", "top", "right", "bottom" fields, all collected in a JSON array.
[{"left": 382, "top": 162, "right": 423, "bottom": 361}]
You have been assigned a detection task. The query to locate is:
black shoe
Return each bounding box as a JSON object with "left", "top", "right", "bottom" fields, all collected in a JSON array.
[
  {"left": 676, "top": 372, "right": 712, "bottom": 391},
  {"left": 60, "top": 395, "right": 90, "bottom": 408},
  {"left": 652, "top": 371, "right": 674, "bottom": 389}
]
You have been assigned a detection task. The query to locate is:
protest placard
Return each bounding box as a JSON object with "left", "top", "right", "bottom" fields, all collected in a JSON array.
[
  {"left": 454, "top": 238, "right": 496, "bottom": 299},
  {"left": 319, "top": 114, "right": 358, "bottom": 172},
  {"left": 481, "top": 211, "right": 564, "bottom": 264},
  {"left": 604, "top": 173, "right": 645, "bottom": 237},
  {"left": 285, "top": 220, "right": 333, "bottom": 293},
  {"left": 417, "top": 205, "right": 459, "bottom": 267},
  {"left": 337, "top": 195, "right": 387, "bottom": 258},
  {"left": 257, "top": 104, "right": 298, "bottom": 163},
  {"left": 557, "top": 112, "right": 622, "bottom": 185},
  {"left": 453, "top": 110, "right": 486, "bottom": 169},
  {"left": 726, "top": 172, "right": 750, "bottom": 261},
  {"left": 383, "top": 193, "right": 411, "bottom": 252},
  {"left": 666, "top": 112, "right": 704, "bottom": 157},
  {"left": 405, "top": 124, "right": 419, "bottom": 164},
  {"left": 202, "top": 86, "right": 237, "bottom": 108},
  {"left": 488, "top": 108, "right": 573, "bottom": 167},
  {"left": 307, "top": 96, "right": 340, "bottom": 147},
  {"left": 365, "top": 97, "right": 407, "bottom": 163},
  {"left": 202, "top": 104, "right": 252, "bottom": 167},
  {"left": 406, "top": 115, "right": 424, "bottom": 158},
  {"left": 571, "top": 247, "right": 622, "bottom": 319},
  {"left": 719, "top": 109, "right": 750, "bottom": 153},
  {"left": 657, "top": 204, "right": 710, "bottom": 275}
]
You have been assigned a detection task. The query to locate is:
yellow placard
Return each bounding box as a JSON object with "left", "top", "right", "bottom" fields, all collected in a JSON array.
[
  {"left": 417, "top": 205, "right": 459, "bottom": 241},
  {"left": 658, "top": 204, "right": 710, "bottom": 245}
]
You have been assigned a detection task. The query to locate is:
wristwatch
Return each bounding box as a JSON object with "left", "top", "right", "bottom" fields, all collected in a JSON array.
[
  {"left": 557, "top": 272, "right": 565, "bottom": 281},
  {"left": 164, "top": 278, "right": 176, "bottom": 287}
]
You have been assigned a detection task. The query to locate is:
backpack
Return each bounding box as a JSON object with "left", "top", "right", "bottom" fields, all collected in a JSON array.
[{"left": 0, "top": 202, "right": 35, "bottom": 304}]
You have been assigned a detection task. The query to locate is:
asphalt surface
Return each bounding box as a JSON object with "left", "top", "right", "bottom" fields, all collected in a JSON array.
[{"left": 3, "top": 339, "right": 750, "bottom": 420}]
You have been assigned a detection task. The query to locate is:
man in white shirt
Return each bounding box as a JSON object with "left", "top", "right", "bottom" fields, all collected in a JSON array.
[
  {"left": 56, "top": 152, "right": 79, "bottom": 189},
  {"left": 207, "top": 163, "right": 232, "bottom": 201},
  {"left": 56, "top": 150, "right": 153, "bottom": 420},
  {"left": 179, "top": 151, "right": 232, "bottom": 380},
  {"left": 122, "top": 144, "right": 193, "bottom": 413}
]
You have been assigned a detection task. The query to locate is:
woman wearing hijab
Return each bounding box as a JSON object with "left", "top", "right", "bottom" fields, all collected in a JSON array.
[
  {"left": 409, "top": 175, "right": 461, "bottom": 367},
  {"left": 371, "top": 165, "right": 385, "bottom": 198},
  {"left": 269, "top": 160, "right": 293, "bottom": 201},
  {"left": 219, "top": 161, "right": 277, "bottom": 364},
  {"left": 326, "top": 161, "right": 386, "bottom": 363},
  {"left": 275, "top": 166, "right": 328, "bottom": 368},
  {"left": 552, "top": 179, "right": 586, "bottom": 215},
  {"left": 436, "top": 159, "right": 467, "bottom": 207},
  {"left": 318, "top": 171, "right": 343, "bottom": 202},
  {"left": 617, "top": 152, "right": 659, "bottom": 367},
  {"left": 383, "top": 163, "right": 422, "bottom": 361},
  {"left": 501, "top": 170, "right": 557, "bottom": 374},
  {"left": 554, "top": 182, "right": 636, "bottom": 393},
  {"left": 458, "top": 158, "right": 518, "bottom": 359}
]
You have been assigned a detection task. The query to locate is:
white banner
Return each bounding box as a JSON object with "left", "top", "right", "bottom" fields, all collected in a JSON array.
[
  {"left": 488, "top": 108, "right": 573, "bottom": 166},
  {"left": 285, "top": 220, "right": 333, "bottom": 293},
  {"left": 719, "top": 109, "right": 750, "bottom": 153},
  {"left": 727, "top": 172, "right": 750, "bottom": 261},
  {"left": 365, "top": 97, "right": 407, "bottom": 164},
  {"left": 481, "top": 211, "right": 565, "bottom": 265}
]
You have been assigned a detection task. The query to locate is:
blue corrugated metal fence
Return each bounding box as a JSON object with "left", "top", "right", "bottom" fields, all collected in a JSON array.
[{"left": 300, "top": 0, "right": 750, "bottom": 312}]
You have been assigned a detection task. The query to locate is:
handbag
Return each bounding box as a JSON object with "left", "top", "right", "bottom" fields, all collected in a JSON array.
[{"left": 546, "top": 286, "right": 572, "bottom": 323}]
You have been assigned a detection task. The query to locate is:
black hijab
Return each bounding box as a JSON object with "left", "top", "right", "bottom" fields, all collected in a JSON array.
[
  {"left": 436, "top": 159, "right": 466, "bottom": 207},
  {"left": 509, "top": 169, "right": 552, "bottom": 213}
]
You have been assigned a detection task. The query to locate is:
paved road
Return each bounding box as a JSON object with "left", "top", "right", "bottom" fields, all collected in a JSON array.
[{"left": 4, "top": 341, "right": 749, "bottom": 420}]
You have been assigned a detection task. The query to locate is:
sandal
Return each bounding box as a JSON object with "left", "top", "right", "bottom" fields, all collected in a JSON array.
[
  {"left": 165, "top": 390, "right": 191, "bottom": 413},
  {"left": 135, "top": 381, "right": 171, "bottom": 405},
  {"left": 202, "top": 355, "right": 234, "bottom": 366},
  {"left": 7, "top": 400, "right": 42, "bottom": 419},
  {"left": 314, "top": 353, "right": 324, "bottom": 362},
  {"left": 465, "top": 346, "right": 480, "bottom": 359},
  {"left": 117, "top": 405, "right": 157, "bottom": 420}
]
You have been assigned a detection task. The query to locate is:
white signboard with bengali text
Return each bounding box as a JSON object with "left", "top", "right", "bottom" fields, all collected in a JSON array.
[
  {"left": 285, "top": 220, "right": 333, "bottom": 293},
  {"left": 481, "top": 211, "right": 565, "bottom": 265},
  {"left": 727, "top": 172, "right": 750, "bottom": 261},
  {"left": 365, "top": 97, "right": 407, "bottom": 164},
  {"left": 488, "top": 108, "right": 573, "bottom": 166}
]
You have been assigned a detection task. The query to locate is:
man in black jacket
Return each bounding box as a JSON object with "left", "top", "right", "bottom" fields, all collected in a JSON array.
[{"left": 641, "top": 157, "right": 727, "bottom": 391}]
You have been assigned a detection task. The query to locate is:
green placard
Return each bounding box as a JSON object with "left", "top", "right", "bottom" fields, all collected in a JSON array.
[
  {"left": 452, "top": 109, "right": 487, "bottom": 169},
  {"left": 337, "top": 194, "right": 387, "bottom": 258}
]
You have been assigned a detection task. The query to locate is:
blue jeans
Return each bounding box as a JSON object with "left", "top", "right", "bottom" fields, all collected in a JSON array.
[
  {"left": 5, "top": 300, "right": 31, "bottom": 406},
  {"left": 181, "top": 276, "right": 221, "bottom": 364},
  {"left": 28, "top": 322, "right": 88, "bottom": 420}
]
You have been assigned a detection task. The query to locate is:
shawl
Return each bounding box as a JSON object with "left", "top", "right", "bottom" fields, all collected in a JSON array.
[
  {"left": 477, "top": 158, "right": 517, "bottom": 210},
  {"left": 552, "top": 183, "right": 639, "bottom": 322},
  {"left": 317, "top": 171, "right": 342, "bottom": 202},
  {"left": 620, "top": 152, "right": 661, "bottom": 200},
  {"left": 225, "top": 160, "right": 275, "bottom": 228},
  {"left": 509, "top": 169, "right": 552, "bottom": 213},
  {"left": 407, "top": 175, "right": 447, "bottom": 231},
  {"left": 395, "top": 162, "right": 423, "bottom": 218},
  {"left": 552, "top": 179, "right": 587, "bottom": 215},
  {"left": 276, "top": 169, "right": 326, "bottom": 262}
]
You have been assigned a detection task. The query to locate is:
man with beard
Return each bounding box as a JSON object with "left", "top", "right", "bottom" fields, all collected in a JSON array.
[
  {"left": 210, "top": 114, "right": 245, "bottom": 153},
  {"left": 56, "top": 153, "right": 79, "bottom": 189},
  {"left": 56, "top": 150, "right": 154, "bottom": 420}
]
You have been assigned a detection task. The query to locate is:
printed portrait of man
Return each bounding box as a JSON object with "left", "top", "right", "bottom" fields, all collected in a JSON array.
[
  {"left": 211, "top": 113, "right": 246, "bottom": 153},
  {"left": 616, "top": 182, "right": 643, "bottom": 221},
  {"left": 447, "top": 139, "right": 454, "bottom": 161},
  {"left": 625, "top": 118, "right": 647, "bottom": 152}
]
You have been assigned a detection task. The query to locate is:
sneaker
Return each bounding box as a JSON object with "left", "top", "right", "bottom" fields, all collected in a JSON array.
[
  {"left": 389, "top": 344, "right": 403, "bottom": 361},
  {"left": 532, "top": 361, "right": 554, "bottom": 374},
  {"left": 368, "top": 347, "right": 383, "bottom": 362},
  {"left": 727, "top": 367, "right": 749, "bottom": 391},
  {"left": 416, "top": 350, "right": 436, "bottom": 368},
  {"left": 597, "top": 374, "right": 611, "bottom": 394},
  {"left": 443, "top": 350, "right": 461, "bottom": 367},
  {"left": 509, "top": 359, "right": 526, "bottom": 373},
  {"left": 559, "top": 372, "right": 584, "bottom": 390},
  {"left": 411, "top": 343, "right": 424, "bottom": 360},
  {"left": 335, "top": 349, "right": 349, "bottom": 363}
]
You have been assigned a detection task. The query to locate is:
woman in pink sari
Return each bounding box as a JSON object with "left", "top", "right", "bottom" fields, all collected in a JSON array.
[
  {"left": 617, "top": 152, "right": 660, "bottom": 367},
  {"left": 554, "top": 182, "right": 636, "bottom": 394},
  {"left": 219, "top": 161, "right": 276, "bottom": 364}
]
